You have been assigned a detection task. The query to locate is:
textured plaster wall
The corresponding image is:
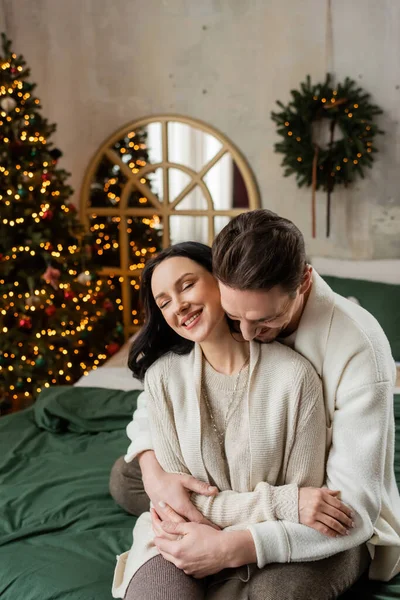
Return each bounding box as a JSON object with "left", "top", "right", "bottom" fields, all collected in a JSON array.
[{"left": 0, "top": 0, "right": 399, "bottom": 258}]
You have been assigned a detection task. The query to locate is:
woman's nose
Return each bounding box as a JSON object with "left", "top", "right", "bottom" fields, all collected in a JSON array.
[{"left": 175, "top": 300, "right": 189, "bottom": 315}]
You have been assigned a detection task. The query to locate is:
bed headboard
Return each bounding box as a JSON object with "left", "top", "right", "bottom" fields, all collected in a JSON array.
[{"left": 311, "top": 257, "right": 400, "bottom": 285}]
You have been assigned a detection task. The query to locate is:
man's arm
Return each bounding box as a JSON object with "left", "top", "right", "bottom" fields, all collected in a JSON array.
[
  {"left": 125, "top": 391, "right": 154, "bottom": 462},
  {"left": 246, "top": 380, "right": 393, "bottom": 567}
]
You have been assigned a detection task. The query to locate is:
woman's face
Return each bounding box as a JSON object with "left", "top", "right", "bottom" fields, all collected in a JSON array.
[{"left": 151, "top": 256, "right": 225, "bottom": 343}]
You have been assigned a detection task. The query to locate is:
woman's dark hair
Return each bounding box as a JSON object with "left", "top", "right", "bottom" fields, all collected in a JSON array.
[
  {"left": 128, "top": 241, "right": 215, "bottom": 381},
  {"left": 212, "top": 209, "right": 307, "bottom": 295}
]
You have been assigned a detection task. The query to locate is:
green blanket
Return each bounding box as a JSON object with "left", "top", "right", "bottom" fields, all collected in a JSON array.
[
  {"left": 0, "top": 386, "right": 140, "bottom": 600},
  {"left": 0, "top": 387, "right": 399, "bottom": 599}
]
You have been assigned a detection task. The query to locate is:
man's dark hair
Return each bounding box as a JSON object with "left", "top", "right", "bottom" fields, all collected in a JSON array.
[{"left": 212, "top": 209, "right": 307, "bottom": 294}]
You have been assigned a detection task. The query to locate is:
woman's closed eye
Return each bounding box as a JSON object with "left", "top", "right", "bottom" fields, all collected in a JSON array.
[{"left": 158, "top": 282, "right": 195, "bottom": 309}]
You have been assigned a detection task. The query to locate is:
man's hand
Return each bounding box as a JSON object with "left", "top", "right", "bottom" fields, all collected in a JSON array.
[
  {"left": 299, "top": 487, "right": 354, "bottom": 537},
  {"left": 138, "top": 450, "right": 219, "bottom": 527},
  {"left": 154, "top": 522, "right": 256, "bottom": 578}
]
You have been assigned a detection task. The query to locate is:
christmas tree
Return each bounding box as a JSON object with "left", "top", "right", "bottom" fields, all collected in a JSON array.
[{"left": 0, "top": 34, "right": 125, "bottom": 413}]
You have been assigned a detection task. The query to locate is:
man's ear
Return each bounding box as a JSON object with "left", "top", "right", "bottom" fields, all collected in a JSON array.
[{"left": 299, "top": 265, "right": 313, "bottom": 295}]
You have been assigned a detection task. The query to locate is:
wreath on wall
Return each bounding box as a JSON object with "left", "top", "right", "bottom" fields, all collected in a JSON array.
[{"left": 271, "top": 74, "right": 383, "bottom": 237}]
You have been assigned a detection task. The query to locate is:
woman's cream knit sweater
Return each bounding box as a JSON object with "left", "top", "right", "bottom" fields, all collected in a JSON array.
[{"left": 112, "top": 341, "right": 325, "bottom": 598}]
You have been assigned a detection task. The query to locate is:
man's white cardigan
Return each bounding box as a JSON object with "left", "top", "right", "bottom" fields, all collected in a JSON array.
[{"left": 124, "top": 270, "right": 400, "bottom": 582}]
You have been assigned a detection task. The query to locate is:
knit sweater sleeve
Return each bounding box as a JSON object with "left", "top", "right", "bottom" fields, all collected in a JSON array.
[
  {"left": 124, "top": 391, "right": 154, "bottom": 463},
  {"left": 145, "top": 361, "right": 192, "bottom": 476},
  {"left": 247, "top": 378, "right": 394, "bottom": 568},
  {"left": 192, "top": 359, "right": 325, "bottom": 527}
]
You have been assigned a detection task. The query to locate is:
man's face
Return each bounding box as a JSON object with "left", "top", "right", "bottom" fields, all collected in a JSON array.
[{"left": 218, "top": 282, "right": 301, "bottom": 343}]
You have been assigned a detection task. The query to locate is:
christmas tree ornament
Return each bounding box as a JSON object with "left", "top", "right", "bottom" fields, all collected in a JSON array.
[
  {"left": 16, "top": 379, "right": 24, "bottom": 390},
  {"left": 42, "top": 210, "right": 54, "bottom": 220},
  {"left": 45, "top": 304, "right": 56, "bottom": 317},
  {"left": 41, "top": 265, "right": 61, "bottom": 289},
  {"left": 77, "top": 271, "right": 91, "bottom": 285},
  {"left": 0, "top": 95, "right": 17, "bottom": 112},
  {"left": 35, "top": 356, "right": 46, "bottom": 368},
  {"left": 103, "top": 299, "right": 114, "bottom": 312},
  {"left": 64, "top": 289, "right": 75, "bottom": 300},
  {"left": 19, "top": 316, "right": 32, "bottom": 329},
  {"left": 106, "top": 342, "right": 120, "bottom": 356}
]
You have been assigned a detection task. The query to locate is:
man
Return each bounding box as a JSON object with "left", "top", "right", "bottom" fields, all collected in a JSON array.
[{"left": 110, "top": 209, "right": 400, "bottom": 598}]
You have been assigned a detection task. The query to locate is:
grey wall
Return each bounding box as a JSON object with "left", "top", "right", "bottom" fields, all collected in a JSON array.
[{"left": 1, "top": 0, "right": 399, "bottom": 258}]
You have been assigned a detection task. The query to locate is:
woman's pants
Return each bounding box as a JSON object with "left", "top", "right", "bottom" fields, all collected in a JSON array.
[{"left": 110, "top": 456, "right": 370, "bottom": 600}]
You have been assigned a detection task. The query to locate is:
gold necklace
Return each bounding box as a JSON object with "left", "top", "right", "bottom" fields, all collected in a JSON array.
[{"left": 202, "top": 355, "right": 249, "bottom": 460}]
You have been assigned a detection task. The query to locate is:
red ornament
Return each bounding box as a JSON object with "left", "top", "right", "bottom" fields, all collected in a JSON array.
[
  {"left": 42, "top": 210, "right": 54, "bottom": 221},
  {"left": 106, "top": 342, "right": 120, "bottom": 356},
  {"left": 19, "top": 316, "right": 32, "bottom": 329},
  {"left": 64, "top": 290, "right": 75, "bottom": 300},
  {"left": 10, "top": 67, "right": 17, "bottom": 74},
  {"left": 45, "top": 304, "right": 56, "bottom": 317},
  {"left": 68, "top": 203, "right": 77, "bottom": 213},
  {"left": 41, "top": 173, "right": 49, "bottom": 181},
  {"left": 103, "top": 299, "right": 114, "bottom": 312}
]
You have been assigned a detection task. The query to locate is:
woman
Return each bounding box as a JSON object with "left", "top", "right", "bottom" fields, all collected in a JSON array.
[{"left": 112, "top": 242, "right": 327, "bottom": 600}]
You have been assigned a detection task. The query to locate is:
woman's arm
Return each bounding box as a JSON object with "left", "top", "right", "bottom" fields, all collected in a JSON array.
[
  {"left": 191, "top": 361, "right": 328, "bottom": 528},
  {"left": 147, "top": 361, "right": 348, "bottom": 533}
]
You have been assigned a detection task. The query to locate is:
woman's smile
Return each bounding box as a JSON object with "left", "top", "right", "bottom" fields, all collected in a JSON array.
[{"left": 181, "top": 309, "right": 203, "bottom": 329}]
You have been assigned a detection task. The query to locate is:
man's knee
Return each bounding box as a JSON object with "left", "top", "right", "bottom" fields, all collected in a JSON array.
[{"left": 109, "top": 455, "right": 150, "bottom": 516}]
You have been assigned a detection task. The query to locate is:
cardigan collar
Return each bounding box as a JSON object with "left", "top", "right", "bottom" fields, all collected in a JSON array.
[{"left": 294, "top": 269, "right": 336, "bottom": 378}]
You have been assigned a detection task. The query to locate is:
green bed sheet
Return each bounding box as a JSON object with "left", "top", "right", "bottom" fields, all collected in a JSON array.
[
  {"left": 0, "top": 386, "right": 139, "bottom": 600},
  {"left": 0, "top": 387, "right": 399, "bottom": 599}
]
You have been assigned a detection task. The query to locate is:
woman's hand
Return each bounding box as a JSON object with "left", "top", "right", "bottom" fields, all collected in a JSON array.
[
  {"left": 151, "top": 507, "right": 186, "bottom": 541},
  {"left": 139, "top": 450, "right": 219, "bottom": 527},
  {"left": 299, "top": 487, "right": 354, "bottom": 537},
  {"left": 154, "top": 522, "right": 256, "bottom": 578}
]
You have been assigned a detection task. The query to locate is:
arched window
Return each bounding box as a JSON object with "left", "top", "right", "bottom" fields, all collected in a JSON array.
[{"left": 80, "top": 114, "right": 260, "bottom": 338}]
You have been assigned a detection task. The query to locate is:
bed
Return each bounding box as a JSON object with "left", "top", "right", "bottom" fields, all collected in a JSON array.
[{"left": 0, "top": 260, "right": 399, "bottom": 599}]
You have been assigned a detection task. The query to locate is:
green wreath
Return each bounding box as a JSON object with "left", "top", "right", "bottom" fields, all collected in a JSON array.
[{"left": 271, "top": 74, "right": 383, "bottom": 236}]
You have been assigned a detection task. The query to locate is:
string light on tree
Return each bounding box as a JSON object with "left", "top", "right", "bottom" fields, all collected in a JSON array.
[{"left": 0, "top": 34, "right": 124, "bottom": 413}]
